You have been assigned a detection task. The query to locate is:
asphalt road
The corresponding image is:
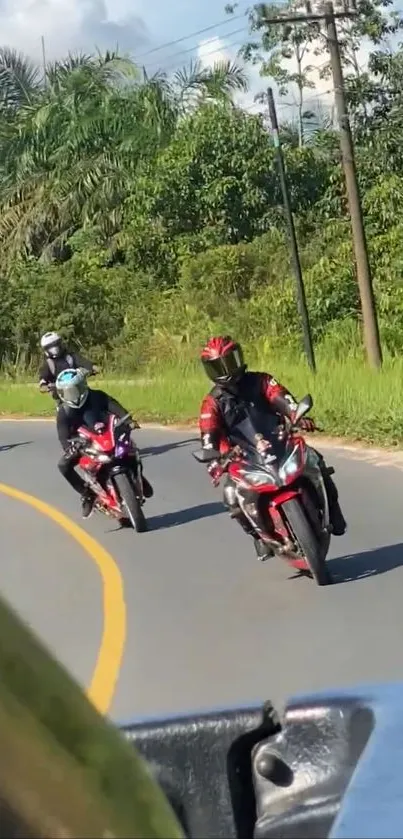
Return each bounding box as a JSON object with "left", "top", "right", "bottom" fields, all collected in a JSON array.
[{"left": 1, "top": 421, "right": 403, "bottom": 725}]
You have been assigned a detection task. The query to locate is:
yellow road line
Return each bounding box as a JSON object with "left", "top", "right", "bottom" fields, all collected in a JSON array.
[{"left": 0, "top": 481, "right": 126, "bottom": 715}]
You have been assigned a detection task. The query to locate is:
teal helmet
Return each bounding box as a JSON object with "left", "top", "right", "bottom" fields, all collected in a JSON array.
[{"left": 55, "top": 368, "right": 88, "bottom": 409}]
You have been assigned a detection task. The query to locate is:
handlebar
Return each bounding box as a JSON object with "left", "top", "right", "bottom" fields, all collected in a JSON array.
[
  {"left": 193, "top": 420, "right": 324, "bottom": 469},
  {"left": 192, "top": 445, "right": 242, "bottom": 468},
  {"left": 78, "top": 366, "right": 97, "bottom": 379},
  {"left": 278, "top": 416, "right": 323, "bottom": 437},
  {"left": 220, "top": 446, "right": 243, "bottom": 470},
  {"left": 41, "top": 367, "right": 98, "bottom": 393},
  {"left": 115, "top": 413, "right": 141, "bottom": 430}
]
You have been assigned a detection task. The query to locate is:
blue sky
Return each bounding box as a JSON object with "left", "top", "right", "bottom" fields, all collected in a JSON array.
[
  {"left": 0, "top": 0, "right": 377, "bottom": 118},
  {"left": 0, "top": 0, "right": 264, "bottom": 106},
  {"left": 0, "top": 0, "right": 250, "bottom": 68}
]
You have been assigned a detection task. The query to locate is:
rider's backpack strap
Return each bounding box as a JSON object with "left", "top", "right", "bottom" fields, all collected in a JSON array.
[
  {"left": 47, "top": 353, "right": 74, "bottom": 378},
  {"left": 47, "top": 357, "right": 55, "bottom": 376}
]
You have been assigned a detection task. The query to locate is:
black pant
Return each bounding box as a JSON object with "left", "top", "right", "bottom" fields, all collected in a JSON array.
[{"left": 58, "top": 450, "right": 88, "bottom": 496}]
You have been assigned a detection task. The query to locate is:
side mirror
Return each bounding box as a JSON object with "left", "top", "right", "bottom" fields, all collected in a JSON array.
[
  {"left": 192, "top": 449, "right": 220, "bottom": 464},
  {"left": 294, "top": 393, "right": 313, "bottom": 424},
  {"left": 115, "top": 412, "right": 132, "bottom": 429}
]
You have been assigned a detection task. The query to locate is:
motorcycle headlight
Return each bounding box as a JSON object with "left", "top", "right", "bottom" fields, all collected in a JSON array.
[
  {"left": 240, "top": 469, "right": 277, "bottom": 487},
  {"left": 279, "top": 444, "right": 305, "bottom": 482},
  {"left": 85, "top": 443, "right": 110, "bottom": 461}
]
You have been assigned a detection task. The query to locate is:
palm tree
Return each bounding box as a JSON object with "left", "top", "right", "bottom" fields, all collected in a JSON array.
[
  {"left": 167, "top": 58, "right": 247, "bottom": 112},
  {"left": 279, "top": 119, "right": 301, "bottom": 147},
  {"left": 0, "top": 47, "right": 249, "bottom": 261},
  {"left": 0, "top": 47, "right": 41, "bottom": 111}
]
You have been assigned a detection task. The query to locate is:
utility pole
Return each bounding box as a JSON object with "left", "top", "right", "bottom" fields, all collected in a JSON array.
[
  {"left": 324, "top": 2, "right": 382, "bottom": 368},
  {"left": 260, "top": 1, "right": 383, "bottom": 369},
  {"left": 41, "top": 35, "right": 47, "bottom": 89},
  {"left": 267, "top": 87, "right": 316, "bottom": 372}
]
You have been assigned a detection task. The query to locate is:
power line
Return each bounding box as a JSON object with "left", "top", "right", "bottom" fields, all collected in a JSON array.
[
  {"left": 142, "top": 33, "right": 339, "bottom": 86},
  {"left": 144, "top": 27, "right": 249, "bottom": 70},
  {"left": 239, "top": 88, "right": 336, "bottom": 118},
  {"left": 134, "top": 8, "right": 249, "bottom": 61},
  {"left": 144, "top": 29, "right": 250, "bottom": 72},
  {"left": 280, "top": 88, "right": 335, "bottom": 107},
  {"left": 136, "top": 0, "right": 403, "bottom": 65}
]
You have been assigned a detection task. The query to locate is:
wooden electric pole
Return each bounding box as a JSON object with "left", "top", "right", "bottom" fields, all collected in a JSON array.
[
  {"left": 267, "top": 87, "right": 316, "bottom": 372},
  {"left": 324, "top": 2, "right": 382, "bottom": 368},
  {"left": 260, "top": 1, "right": 383, "bottom": 369}
]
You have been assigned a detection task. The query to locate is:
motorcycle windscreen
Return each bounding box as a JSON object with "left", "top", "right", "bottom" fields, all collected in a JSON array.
[
  {"left": 81, "top": 407, "right": 110, "bottom": 431},
  {"left": 228, "top": 405, "right": 284, "bottom": 456}
]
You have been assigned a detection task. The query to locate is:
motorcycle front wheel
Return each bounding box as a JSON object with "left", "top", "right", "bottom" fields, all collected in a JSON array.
[
  {"left": 282, "top": 498, "right": 332, "bottom": 586},
  {"left": 113, "top": 472, "right": 148, "bottom": 533}
]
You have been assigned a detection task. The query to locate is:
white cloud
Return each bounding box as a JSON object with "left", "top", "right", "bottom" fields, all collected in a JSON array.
[
  {"left": 198, "top": 36, "right": 229, "bottom": 67},
  {"left": 0, "top": 0, "right": 390, "bottom": 117},
  {"left": 197, "top": 35, "right": 264, "bottom": 114},
  {"left": 196, "top": 28, "right": 373, "bottom": 124},
  {"left": 280, "top": 35, "right": 372, "bottom": 112},
  {"left": 0, "top": 0, "right": 148, "bottom": 62}
]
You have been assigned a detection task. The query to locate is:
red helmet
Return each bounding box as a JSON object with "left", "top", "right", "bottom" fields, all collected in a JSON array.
[{"left": 200, "top": 336, "right": 246, "bottom": 384}]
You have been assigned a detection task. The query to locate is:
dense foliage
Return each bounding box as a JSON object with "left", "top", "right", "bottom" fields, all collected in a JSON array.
[{"left": 2, "top": 0, "right": 403, "bottom": 376}]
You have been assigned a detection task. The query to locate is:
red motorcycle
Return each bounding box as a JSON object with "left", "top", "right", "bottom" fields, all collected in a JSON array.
[
  {"left": 73, "top": 412, "right": 148, "bottom": 532},
  {"left": 193, "top": 394, "right": 333, "bottom": 586}
]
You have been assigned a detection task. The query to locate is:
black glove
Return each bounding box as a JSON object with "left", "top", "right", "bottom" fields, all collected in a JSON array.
[
  {"left": 67, "top": 438, "right": 81, "bottom": 457},
  {"left": 299, "top": 417, "right": 316, "bottom": 432}
]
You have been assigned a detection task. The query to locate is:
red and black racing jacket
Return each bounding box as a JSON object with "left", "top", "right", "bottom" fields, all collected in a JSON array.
[{"left": 199, "top": 371, "right": 299, "bottom": 455}]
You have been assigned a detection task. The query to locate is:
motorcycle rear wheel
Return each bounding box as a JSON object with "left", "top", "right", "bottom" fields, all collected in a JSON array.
[
  {"left": 282, "top": 498, "right": 332, "bottom": 586},
  {"left": 113, "top": 473, "right": 148, "bottom": 533}
]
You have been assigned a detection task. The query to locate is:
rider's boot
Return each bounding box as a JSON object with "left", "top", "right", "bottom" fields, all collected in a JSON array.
[
  {"left": 142, "top": 476, "right": 154, "bottom": 498},
  {"left": 253, "top": 536, "right": 274, "bottom": 562},
  {"left": 224, "top": 479, "right": 273, "bottom": 561},
  {"left": 229, "top": 505, "right": 274, "bottom": 562},
  {"left": 329, "top": 499, "right": 347, "bottom": 536},
  {"left": 242, "top": 498, "right": 275, "bottom": 561},
  {"left": 81, "top": 488, "right": 96, "bottom": 519},
  {"left": 322, "top": 470, "right": 347, "bottom": 535}
]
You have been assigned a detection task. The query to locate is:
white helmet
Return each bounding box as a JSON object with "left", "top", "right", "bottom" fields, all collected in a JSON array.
[{"left": 40, "top": 331, "right": 63, "bottom": 359}]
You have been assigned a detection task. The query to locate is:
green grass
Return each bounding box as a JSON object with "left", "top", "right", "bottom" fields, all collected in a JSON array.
[{"left": 2, "top": 354, "right": 403, "bottom": 446}]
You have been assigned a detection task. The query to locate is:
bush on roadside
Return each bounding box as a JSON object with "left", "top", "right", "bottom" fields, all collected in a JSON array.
[{"left": 3, "top": 203, "right": 403, "bottom": 392}]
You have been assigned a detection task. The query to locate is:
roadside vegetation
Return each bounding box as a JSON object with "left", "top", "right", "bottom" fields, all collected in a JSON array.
[
  {"left": 4, "top": 350, "right": 403, "bottom": 446},
  {"left": 1, "top": 1, "right": 403, "bottom": 444}
]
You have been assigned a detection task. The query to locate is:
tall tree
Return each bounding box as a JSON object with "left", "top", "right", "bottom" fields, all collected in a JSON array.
[
  {"left": 0, "top": 48, "right": 248, "bottom": 261},
  {"left": 227, "top": 1, "right": 322, "bottom": 145},
  {"left": 226, "top": 0, "right": 403, "bottom": 143}
]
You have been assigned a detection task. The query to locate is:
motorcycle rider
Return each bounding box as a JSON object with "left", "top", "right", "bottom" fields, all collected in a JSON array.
[
  {"left": 38, "top": 332, "right": 99, "bottom": 402},
  {"left": 199, "top": 336, "right": 347, "bottom": 561},
  {"left": 56, "top": 368, "right": 153, "bottom": 519}
]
